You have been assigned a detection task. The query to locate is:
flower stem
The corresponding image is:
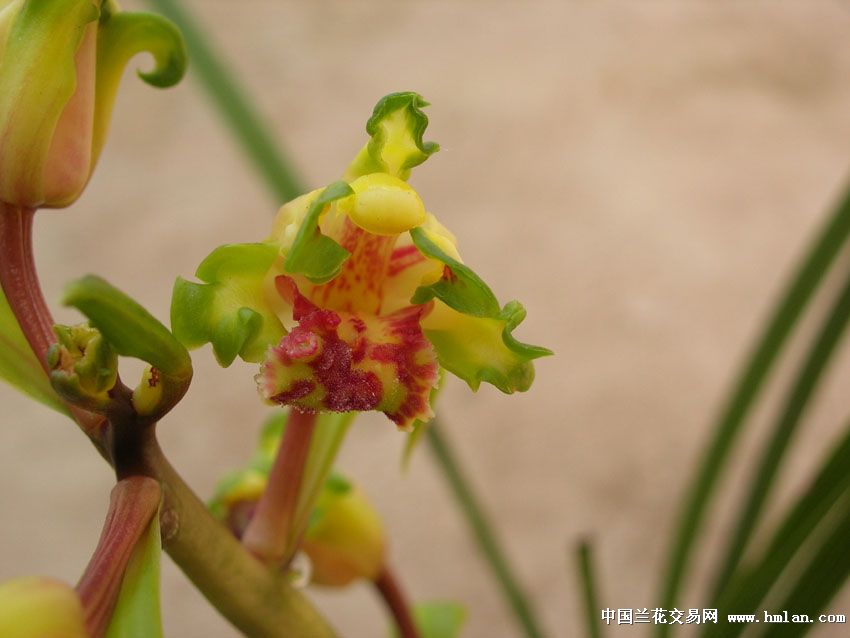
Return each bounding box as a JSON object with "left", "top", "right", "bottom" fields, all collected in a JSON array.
[
  {"left": 375, "top": 565, "right": 420, "bottom": 638},
  {"left": 0, "top": 205, "right": 56, "bottom": 370},
  {"left": 141, "top": 436, "right": 337, "bottom": 637},
  {"left": 656, "top": 180, "right": 850, "bottom": 636},
  {"left": 242, "top": 408, "right": 318, "bottom": 565},
  {"left": 0, "top": 203, "right": 105, "bottom": 437},
  {"left": 426, "top": 420, "right": 546, "bottom": 638},
  {"left": 76, "top": 476, "right": 162, "bottom": 638}
]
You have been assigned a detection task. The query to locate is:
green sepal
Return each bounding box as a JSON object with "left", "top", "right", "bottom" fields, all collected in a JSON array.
[
  {"left": 408, "top": 226, "right": 551, "bottom": 393},
  {"left": 64, "top": 275, "right": 191, "bottom": 380},
  {"left": 425, "top": 301, "right": 552, "bottom": 394},
  {"left": 91, "top": 9, "right": 187, "bottom": 169},
  {"left": 0, "top": 0, "right": 99, "bottom": 205},
  {"left": 283, "top": 181, "right": 353, "bottom": 285},
  {"left": 171, "top": 243, "right": 283, "bottom": 366},
  {"left": 104, "top": 505, "right": 163, "bottom": 638},
  {"left": 389, "top": 602, "right": 467, "bottom": 638},
  {"left": 409, "top": 227, "right": 500, "bottom": 318},
  {"left": 347, "top": 92, "right": 440, "bottom": 181},
  {"left": 0, "top": 288, "right": 69, "bottom": 416}
]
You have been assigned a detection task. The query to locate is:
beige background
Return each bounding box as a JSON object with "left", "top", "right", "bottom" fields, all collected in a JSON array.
[{"left": 4, "top": 1, "right": 850, "bottom": 636}]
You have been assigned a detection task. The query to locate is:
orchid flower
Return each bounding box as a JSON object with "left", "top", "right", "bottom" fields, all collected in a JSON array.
[
  {"left": 172, "top": 92, "right": 551, "bottom": 429},
  {"left": 0, "top": 0, "right": 186, "bottom": 208}
]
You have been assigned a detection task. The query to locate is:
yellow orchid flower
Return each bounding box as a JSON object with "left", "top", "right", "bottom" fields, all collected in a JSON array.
[
  {"left": 0, "top": 0, "right": 185, "bottom": 208},
  {"left": 172, "top": 92, "right": 551, "bottom": 430}
]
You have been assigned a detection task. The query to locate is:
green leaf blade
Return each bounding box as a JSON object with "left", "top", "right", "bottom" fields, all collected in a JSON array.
[
  {"left": 104, "top": 507, "right": 163, "bottom": 638},
  {"left": 0, "top": 288, "right": 69, "bottom": 416}
]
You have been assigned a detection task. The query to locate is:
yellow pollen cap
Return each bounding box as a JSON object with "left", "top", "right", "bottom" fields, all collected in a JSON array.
[{"left": 343, "top": 173, "right": 426, "bottom": 235}]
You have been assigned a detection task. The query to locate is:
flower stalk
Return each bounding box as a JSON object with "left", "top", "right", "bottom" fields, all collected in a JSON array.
[
  {"left": 375, "top": 566, "right": 420, "bottom": 638},
  {"left": 242, "top": 408, "right": 318, "bottom": 565}
]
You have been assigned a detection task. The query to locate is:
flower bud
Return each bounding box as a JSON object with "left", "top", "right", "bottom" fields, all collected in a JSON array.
[
  {"left": 0, "top": 0, "right": 186, "bottom": 208},
  {"left": 302, "top": 473, "right": 385, "bottom": 587},
  {"left": 0, "top": 577, "right": 88, "bottom": 638},
  {"left": 48, "top": 322, "right": 118, "bottom": 412}
]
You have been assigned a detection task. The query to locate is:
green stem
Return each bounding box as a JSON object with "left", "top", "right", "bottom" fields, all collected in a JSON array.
[
  {"left": 426, "top": 421, "right": 546, "bottom": 638},
  {"left": 710, "top": 263, "right": 850, "bottom": 602},
  {"left": 576, "top": 540, "right": 603, "bottom": 638},
  {"left": 0, "top": 209, "right": 335, "bottom": 636},
  {"left": 143, "top": 0, "right": 306, "bottom": 203},
  {"left": 656, "top": 181, "right": 850, "bottom": 636},
  {"left": 142, "top": 436, "right": 337, "bottom": 638}
]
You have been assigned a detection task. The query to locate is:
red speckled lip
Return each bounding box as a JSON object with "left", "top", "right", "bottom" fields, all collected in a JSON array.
[{"left": 259, "top": 276, "right": 438, "bottom": 428}]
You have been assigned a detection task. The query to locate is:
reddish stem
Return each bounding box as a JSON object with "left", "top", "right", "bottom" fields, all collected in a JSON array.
[
  {"left": 0, "top": 205, "right": 56, "bottom": 367},
  {"left": 242, "top": 408, "right": 317, "bottom": 564},
  {"left": 76, "top": 477, "right": 161, "bottom": 638},
  {"left": 375, "top": 565, "right": 421, "bottom": 638},
  {"left": 0, "top": 203, "right": 104, "bottom": 435}
]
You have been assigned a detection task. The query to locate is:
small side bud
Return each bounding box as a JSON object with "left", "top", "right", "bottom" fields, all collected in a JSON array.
[
  {"left": 302, "top": 473, "right": 386, "bottom": 587},
  {"left": 0, "top": 577, "right": 88, "bottom": 638},
  {"left": 48, "top": 323, "right": 118, "bottom": 412}
]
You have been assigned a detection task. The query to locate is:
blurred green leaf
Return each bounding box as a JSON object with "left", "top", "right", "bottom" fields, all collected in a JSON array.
[
  {"left": 705, "top": 423, "right": 850, "bottom": 638},
  {"left": 760, "top": 499, "right": 850, "bottom": 638},
  {"left": 710, "top": 266, "right": 850, "bottom": 601},
  {"left": 390, "top": 602, "right": 466, "bottom": 638},
  {"left": 658, "top": 182, "right": 850, "bottom": 636},
  {"left": 0, "top": 288, "right": 69, "bottom": 415}
]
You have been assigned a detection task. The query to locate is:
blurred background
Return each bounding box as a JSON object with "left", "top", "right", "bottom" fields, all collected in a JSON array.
[{"left": 3, "top": 1, "right": 850, "bottom": 636}]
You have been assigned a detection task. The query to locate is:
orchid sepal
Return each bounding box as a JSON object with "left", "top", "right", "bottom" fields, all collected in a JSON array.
[
  {"left": 344, "top": 91, "right": 439, "bottom": 181},
  {"left": 171, "top": 243, "right": 284, "bottom": 366}
]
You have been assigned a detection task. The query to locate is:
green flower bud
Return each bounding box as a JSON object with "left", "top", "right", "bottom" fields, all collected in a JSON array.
[
  {"left": 0, "top": 0, "right": 186, "bottom": 208},
  {"left": 303, "top": 473, "right": 385, "bottom": 587},
  {"left": 0, "top": 577, "right": 88, "bottom": 638},
  {"left": 48, "top": 322, "right": 118, "bottom": 411}
]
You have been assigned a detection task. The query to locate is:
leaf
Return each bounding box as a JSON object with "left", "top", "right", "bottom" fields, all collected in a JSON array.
[
  {"left": 64, "top": 275, "right": 191, "bottom": 379},
  {"left": 347, "top": 92, "right": 440, "bottom": 181},
  {"left": 104, "top": 506, "right": 163, "bottom": 638},
  {"left": 706, "top": 422, "right": 850, "bottom": 638},
  {"left": 0, "top": 287, "right": 69, "bottom": 415},
  {"left": 283, "top": 181, "right": 353, "bottom": 285},
  {"left": 390, "top": 602, "right": 467, "bottom": 638},
  {"left": 171, "top": 243, "right": 283, "bottom": 366}
]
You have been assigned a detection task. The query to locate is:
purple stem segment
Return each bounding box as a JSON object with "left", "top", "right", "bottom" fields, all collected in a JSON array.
[
  {"left": 76, "top": 476, "right": 162, "bottom": 638},
  {"left": 242, "top": 408, "right": 317, "bottom": 565},
  {"left": 375, "top": 566, "right": 421, "bottom": 638}
]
